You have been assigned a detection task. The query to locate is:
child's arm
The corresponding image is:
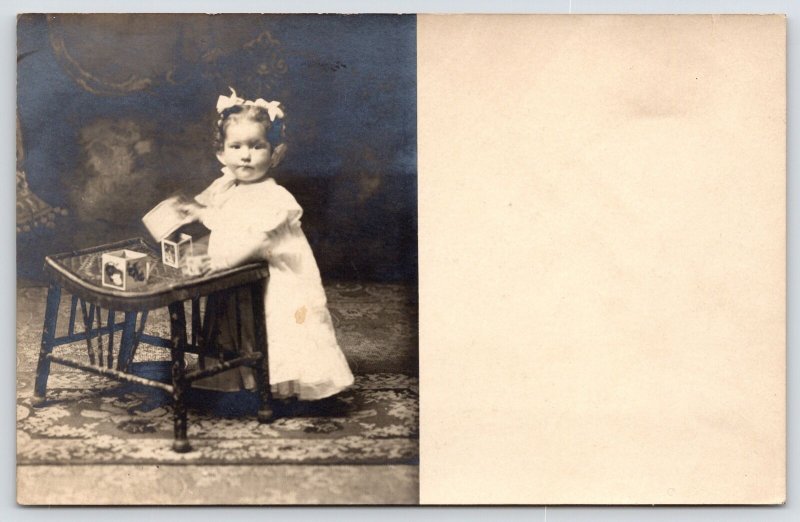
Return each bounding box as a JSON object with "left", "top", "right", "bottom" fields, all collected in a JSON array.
[
  {"left": 207, "top": 231, "right": 268, "bottom": 271},
  {"left": 183, "top": 232, "right": 267, "bottom": 276},
  {"left": 177, "top": 200, "right": 206, "bottom": 223}
]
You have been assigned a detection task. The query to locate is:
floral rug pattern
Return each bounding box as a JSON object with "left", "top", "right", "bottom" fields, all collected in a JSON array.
[{"left": 17, "top": 283, "right": 418, "bottom": 466}]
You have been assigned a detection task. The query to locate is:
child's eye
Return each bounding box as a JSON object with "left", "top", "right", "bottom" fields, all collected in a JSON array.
[
  {"left": 254, "top": 143, "right": 266, "bottom": 150},
  {"left": 229, "top": 144, "right": 241, "bottom": 149}
]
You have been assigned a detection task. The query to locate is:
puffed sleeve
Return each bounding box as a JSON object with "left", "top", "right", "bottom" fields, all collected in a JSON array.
[
  {"left": 194, "top": 186, "right": 212, "bottom": 207},
  {"left": 194, "top": 175, "right": 232, "bottom": 207},
  {"left": 205, "top": 182, "right": 303, "bottom": 271},
  {"left": 249, "top": 185, "right": 303, "bottom": 234}
]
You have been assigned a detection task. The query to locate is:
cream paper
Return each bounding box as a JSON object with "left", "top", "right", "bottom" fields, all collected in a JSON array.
[{"left": 418, "top": 14, "right": 785, "bottom": 505}]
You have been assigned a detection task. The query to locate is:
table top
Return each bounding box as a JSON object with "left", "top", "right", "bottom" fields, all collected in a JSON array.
[{"left": 44, "top": 238, "right": 269, "bottom": 311}]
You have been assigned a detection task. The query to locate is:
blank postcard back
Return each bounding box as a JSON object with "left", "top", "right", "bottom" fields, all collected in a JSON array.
[{"left": 418, "top": 14, "right": 785, "bottom": 504}]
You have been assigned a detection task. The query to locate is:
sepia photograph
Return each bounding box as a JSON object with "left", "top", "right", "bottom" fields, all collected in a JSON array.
[
  {"left": 12, "top": 7, "right": 790, "bottom": 513},
  {"left": 16, "top": 13, "right": 418, "bottom": 505}
]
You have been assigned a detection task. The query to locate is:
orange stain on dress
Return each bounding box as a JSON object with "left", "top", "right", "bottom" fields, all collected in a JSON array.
[{"left": 294, "top": 306, "right": 307, "bottom": 324}]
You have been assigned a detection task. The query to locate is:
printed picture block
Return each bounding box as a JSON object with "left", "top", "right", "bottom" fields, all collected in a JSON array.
[
  {"left": 101, "top": 249, "right": 151, "bottom": 291},
  {"left": 161, "top": 233, "right": 193, "bottom": 268}
]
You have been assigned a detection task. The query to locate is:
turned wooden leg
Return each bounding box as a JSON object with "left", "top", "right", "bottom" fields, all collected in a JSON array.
[
  {"left": 169, "top": 302, "right": 191, "bottom": 453},
  {"left": 33, "top": 284, "right": 62, "bottom": 406},
  {"left": 251, "top": 279, "right": 274, "bottom": 423}
]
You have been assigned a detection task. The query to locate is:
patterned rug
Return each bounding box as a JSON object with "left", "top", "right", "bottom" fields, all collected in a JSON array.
[
  {"left": 16, "top": 283, "right": 418, "bottom": 467},
  {"left": 17, "top": 372, "right": 418, "bottom": 466}
]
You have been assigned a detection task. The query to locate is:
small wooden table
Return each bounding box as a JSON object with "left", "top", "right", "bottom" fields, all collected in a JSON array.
[{"left": 33, "top": 237, "right": 273, "bottom": 452}]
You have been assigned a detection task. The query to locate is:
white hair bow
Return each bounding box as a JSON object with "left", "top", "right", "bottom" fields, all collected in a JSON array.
[{"left": 216, "top": 87, "right": 285, "bottom": 122}]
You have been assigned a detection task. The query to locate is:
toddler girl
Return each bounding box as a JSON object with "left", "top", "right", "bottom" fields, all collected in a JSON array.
[{"left": 180, "top": 88, "right": 354, "bottom": 406}]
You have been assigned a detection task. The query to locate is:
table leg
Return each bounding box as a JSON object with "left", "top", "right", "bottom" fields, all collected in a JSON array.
[
  {"left": 33, "top": 284, "right": 62, "bottom": 406},
  {"left": 116, "top": 312, "right": 138, "bottom": 372},
  {"left": 95, "top": 306, "right": 104, "bottom": 367},
  {"left": 251, "top": 280, "right": 274, "bottom": 423},
  {"left": 106, "top": 309, "right": 116, "bottom": 368},
  {"left": 191, "top": 298, "right": 201, "bottom": 350},
  {"left": 80, "top": 300, "right": 97, "bottom": 365},
  {"left": 169, "top": 302, "right": 191, "bottom": 453}
]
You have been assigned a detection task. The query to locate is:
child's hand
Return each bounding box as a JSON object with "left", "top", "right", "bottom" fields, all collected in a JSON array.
[
  {"left": 181, "top": 255, "right": 231, "bottom": 277},
  {"left": 177, "top": 200, "right": 205, "bottom": 222},
  {"left": 181, "top": 254, "right": 212, "bottom": 277}
]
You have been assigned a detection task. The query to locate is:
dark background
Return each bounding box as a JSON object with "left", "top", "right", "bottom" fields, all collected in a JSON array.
[{"left": 17, "top": 14, "right": 417, "bottom": 283}]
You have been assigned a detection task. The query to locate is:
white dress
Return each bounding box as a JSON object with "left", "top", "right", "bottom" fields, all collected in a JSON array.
[{"left": 193, "top": 168, "right": 354, "bottom": 400}]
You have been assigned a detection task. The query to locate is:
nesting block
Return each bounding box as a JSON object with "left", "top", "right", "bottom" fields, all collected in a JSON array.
[
  {"left": 101, "top": 249, "right": 151, "bottom": 291},
  {"left": 161, "top": 233, "right": 193, "bottom": 268}
]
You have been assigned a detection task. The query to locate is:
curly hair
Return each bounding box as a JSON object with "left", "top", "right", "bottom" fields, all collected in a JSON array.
[{"left": 213, "top": 104, "right": 286, "bottom": 151}]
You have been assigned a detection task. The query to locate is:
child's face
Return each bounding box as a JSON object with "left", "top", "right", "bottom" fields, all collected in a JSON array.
[{"left": 217, "top": 119, "right": 275, "bottom": 183}]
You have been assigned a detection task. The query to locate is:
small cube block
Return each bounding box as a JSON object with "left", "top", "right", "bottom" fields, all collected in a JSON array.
[
  {"left": 101, "top": 249, "right": 150, "bottom": 291},
  {"left": 161, "top": 233, "right": 193, "bottom": 268}
]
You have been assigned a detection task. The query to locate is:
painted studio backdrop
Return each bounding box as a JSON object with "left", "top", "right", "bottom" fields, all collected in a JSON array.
[{"left": 17, "top": 14, "right": 417, "bottom": 283}]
